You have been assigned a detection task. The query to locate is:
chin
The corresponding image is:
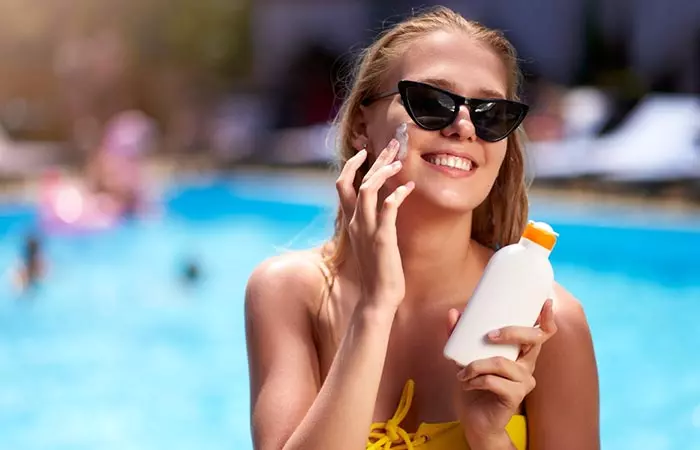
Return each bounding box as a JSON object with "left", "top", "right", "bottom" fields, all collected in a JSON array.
[
  {"left": 393, "top": 165, "right": 489, "bottom": 215},
  {"left": 411, "top": 185, "right": 486, "bottom": 214}
]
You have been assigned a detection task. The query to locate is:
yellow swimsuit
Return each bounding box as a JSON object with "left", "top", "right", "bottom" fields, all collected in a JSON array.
[{"left": 367, "top": 380, "right": 527, "bottom": 450}]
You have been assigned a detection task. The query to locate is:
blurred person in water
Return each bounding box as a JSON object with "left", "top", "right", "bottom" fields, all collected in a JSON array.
[
  {"left": 8, "top": 233, "right": 47, "bottom": 293},
  {"left": 84, "top": 109, "right": 158, "bottom": 218}
]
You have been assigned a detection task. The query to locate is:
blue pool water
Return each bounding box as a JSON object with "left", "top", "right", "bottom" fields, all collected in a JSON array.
[{"left": 1, "top": 173, "right": 699, "bottom": 450}]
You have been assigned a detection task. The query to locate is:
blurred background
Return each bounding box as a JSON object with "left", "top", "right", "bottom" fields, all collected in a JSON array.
[{"left": 0, "top": 1, "right": 699, "bottom": 449}]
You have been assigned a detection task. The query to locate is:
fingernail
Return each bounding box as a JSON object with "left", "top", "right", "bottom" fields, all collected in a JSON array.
[
  {"left": 391, "top": 160, "right": 402, "bottom": 169},
  {"left": 488, "top": 329, "right": 500, "bottom": 340},
  {"left": 457, "top": 368, "right": 468, "bottom": 381},
  {"left": 405, "top": 181, "right": 415, "bottom": 189}
]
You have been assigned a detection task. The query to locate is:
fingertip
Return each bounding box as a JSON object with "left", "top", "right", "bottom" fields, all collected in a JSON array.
[
  {"left": 547, "top": 299, "right": 556, "bottom": 317},
  {"left": 487, "top": 329, "right": 501, "bottom": 341},
  {"left": 405, "top": 181, "right": 415, "bottom": 190},
  {"left": 540, "top": 299, "right": 553, "bottom": 317},
  {"left": 348, "top": 150, "right": 367, "bottom": 167},
  {"left": 447, "top": 307, "right": 460, "bottom": 321},
  {"left": 446, "top": 308, "right": 461, "bottom": 335}
]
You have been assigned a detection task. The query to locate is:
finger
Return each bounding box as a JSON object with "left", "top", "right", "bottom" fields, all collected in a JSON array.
[
  {"left": 487, "top": 326, "right": 546, "bottom": 347},
  {"left": 518, "top": 302, "right": 558, "bottom": 369},
  {"left": 377, "top": 180, "right": 415, "bottom": 232},
  {"left": 462, "top": 374, "right": 535, "bottom": 402},
  {"left": 517, "top": 341, "right": 543, "bottom": 372},
  {"left": 534, "top": 299, "right": 547, "bottom": 326},
  {"left": 488, "top": 299, "right": 558, "bottom": 346},
  {"left": 362, "top": 139, "right": 400, "bottom": 183},
  {"left": 538, "top": 299, "right": 558, "bottom": 336},
  {"left": 446, "top": 307, "right": 461, "bottom": 337},
  {"left": 457, "top": 356, "right": 529, "bottom": 384},
  {"left": 335, "top": 149, "right": 367, "bottom": 221},
  {"left": 357, "top": 160, "right": 402, "bottom": 230}
]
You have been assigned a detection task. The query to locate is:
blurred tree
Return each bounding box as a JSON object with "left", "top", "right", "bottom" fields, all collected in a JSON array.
[
  {"left": 129, "top": 0, "right": 253, "bottom": 86},
  {"left": 0, "top": 0, "right": 252, "bottom": 151},
  {"left": 125, "top": 0, "right": 254, "bottom": 153}
]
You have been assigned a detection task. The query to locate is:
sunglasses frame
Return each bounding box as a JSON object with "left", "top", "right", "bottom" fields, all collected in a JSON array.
[{"left": 362, "top": 80, "right": 529, "bottom": 142}]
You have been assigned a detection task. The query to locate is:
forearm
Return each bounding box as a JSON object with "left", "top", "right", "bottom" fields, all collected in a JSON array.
[{"left": 282, "top": 303, "right": 396, "bottom": 450}]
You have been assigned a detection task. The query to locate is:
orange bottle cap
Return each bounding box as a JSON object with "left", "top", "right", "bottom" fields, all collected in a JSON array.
[{"left": 522, "top": 221, "right": 558, "bottom": 250}]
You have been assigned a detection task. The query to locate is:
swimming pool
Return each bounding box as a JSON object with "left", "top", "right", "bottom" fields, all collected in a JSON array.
[{"left": 1, "top": 172, "right": 699, "bottom": 450}]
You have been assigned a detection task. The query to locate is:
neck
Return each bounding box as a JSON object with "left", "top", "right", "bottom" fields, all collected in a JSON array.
[{"left": 394, "top": 200, "right": 482, "bottom": 303}]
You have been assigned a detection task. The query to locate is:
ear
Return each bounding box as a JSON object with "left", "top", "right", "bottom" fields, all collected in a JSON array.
[{"left": 350, "top": 106, "right": 369, "bottom": 152}]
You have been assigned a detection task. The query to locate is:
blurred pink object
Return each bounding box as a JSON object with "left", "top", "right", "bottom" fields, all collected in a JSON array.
[
  {"left": 37, "top": 110, "right": 158, "bottom": 233},
  {"left": 38, "top": 170, "right": 120, "bottom": 233},
  {"left": 94, "top": 110, "right": 158, "bottom": 214},
  {"left": 100, "top": 110, "right": 157, "bottom": 159}
]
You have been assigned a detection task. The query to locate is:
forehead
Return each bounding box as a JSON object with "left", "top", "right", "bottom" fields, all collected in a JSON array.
[{"left": 388, "top": 30, "right": 508, "bottom": 99}]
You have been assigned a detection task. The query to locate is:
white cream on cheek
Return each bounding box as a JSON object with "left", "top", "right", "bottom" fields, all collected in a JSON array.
[{"left": 395, "top": 122, "right": 409, "bottom": 161}]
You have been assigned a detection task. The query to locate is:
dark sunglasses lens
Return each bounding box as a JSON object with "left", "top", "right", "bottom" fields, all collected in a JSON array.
[
  {"left": 404, "top": 84, "right": 456, "bottom": 130},
  {"left": 470, "top": 100, "right": 524, "bottom": 142}
]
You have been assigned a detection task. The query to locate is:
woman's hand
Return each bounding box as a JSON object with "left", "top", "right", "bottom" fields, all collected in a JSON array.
[
  {"left": 448, "top": 300, "right": 558, "bottom": 448},
  {"left": 335, "top": 139, "right": 414, "bottom": 312}
]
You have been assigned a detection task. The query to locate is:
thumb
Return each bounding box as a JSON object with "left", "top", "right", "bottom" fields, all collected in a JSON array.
[{"left": 447, "top": 308, "right": 461, "bottom": 337}]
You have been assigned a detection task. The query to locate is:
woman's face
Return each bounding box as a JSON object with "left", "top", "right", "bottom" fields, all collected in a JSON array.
[{"left": 358, "top": 30, "right": 511, "bottom": 213}]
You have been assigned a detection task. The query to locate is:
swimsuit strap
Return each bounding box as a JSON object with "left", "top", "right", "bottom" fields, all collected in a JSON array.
[{"left": 367, "top": 380, "right": 429, "bottom": 450}]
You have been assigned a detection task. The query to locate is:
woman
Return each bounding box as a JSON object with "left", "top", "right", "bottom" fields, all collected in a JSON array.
[{"left": 245, "top": 7, "right": 599, "bottom": 450}]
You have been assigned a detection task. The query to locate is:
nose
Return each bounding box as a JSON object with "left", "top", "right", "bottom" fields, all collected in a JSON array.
[{"left": 440, "top": 105, "right": 477, "bottom": 142}]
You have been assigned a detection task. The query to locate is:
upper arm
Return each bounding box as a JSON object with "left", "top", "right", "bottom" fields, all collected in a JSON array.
[
  {"left": 526, "top": 283, "right": 600, "bottom": 450},
  {"left": 245, "top": 254, "right": 324, "bottom": 450}
]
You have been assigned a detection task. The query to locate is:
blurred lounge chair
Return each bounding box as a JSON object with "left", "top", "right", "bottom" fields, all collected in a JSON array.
[
  {"left": 0, "top": 122, "right": 67, "bottom": 181},
  {"left": 590, "top": 95, "right": 700, "bottom": 184},
  {"left": 528, "top": 87, "right": 611, "bottom": 182},
  {"left": 529, "top": 92, "right": 700, "bottom": 197}
]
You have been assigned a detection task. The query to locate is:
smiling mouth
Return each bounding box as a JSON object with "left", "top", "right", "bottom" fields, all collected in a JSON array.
[{"left": 421, "top": 154, "right": 476, "bottom": 172}]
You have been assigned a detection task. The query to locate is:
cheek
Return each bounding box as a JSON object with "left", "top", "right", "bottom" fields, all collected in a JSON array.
[
  {"left": 483, "top": 143, "right": 508, "bottom": 178},
  {"left": 366, "top": 102, "right": 411, "bottom": 154}
]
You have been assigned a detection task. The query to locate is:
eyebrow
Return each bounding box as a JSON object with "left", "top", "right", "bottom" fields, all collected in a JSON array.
[{"left": 417, "top": 77, "right": 506, "bottom": 99}]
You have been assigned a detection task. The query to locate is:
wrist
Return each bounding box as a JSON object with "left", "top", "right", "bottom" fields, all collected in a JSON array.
[
  {"left": 356, "top": 299, "right": 398, "bottom": 325},
  {"left": 465, "top": 430, "right": 514, "bottom": 450}
]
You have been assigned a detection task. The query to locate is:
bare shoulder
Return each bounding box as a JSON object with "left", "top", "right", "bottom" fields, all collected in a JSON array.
[
  {"left": 526, "top": 282, "right": 600, "bottom": 449},
  {"left": 245, "top": 250, "right": 331, "bottom": 449},
  {"left": 244, "top": 248, "right": 330, "bottom": 391},
  {"left": 550, "top": 282, "right": 592, "bottom": 335},
  {"left": 541, "top": 282, "right": 596, "bottom": 360},
  {"left": 245, "top": 249, "right": 328, "bottom": 313}
]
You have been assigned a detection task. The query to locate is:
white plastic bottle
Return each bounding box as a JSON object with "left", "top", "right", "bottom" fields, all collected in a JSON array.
[{"left": 443, "top": 221, "right": 558, "bottom": 367}]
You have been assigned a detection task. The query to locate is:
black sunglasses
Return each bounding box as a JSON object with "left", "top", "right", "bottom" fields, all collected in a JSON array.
[{"left": 362, "top": 80, "right": 529, "bottom": 143}]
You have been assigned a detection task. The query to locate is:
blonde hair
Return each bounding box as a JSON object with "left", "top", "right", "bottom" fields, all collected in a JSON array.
[{"left": 324, "top": 6, "right": 529, "bottom": 272}]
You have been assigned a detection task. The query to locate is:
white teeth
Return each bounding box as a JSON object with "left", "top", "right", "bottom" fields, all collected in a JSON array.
[{"left": 427, "top": 155, "right": 473, "bottom": 171}]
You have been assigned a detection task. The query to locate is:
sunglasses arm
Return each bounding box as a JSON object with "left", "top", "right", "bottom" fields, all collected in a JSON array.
[{"left": 361, "top": 90, "right": 400, "bottom": 106}]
